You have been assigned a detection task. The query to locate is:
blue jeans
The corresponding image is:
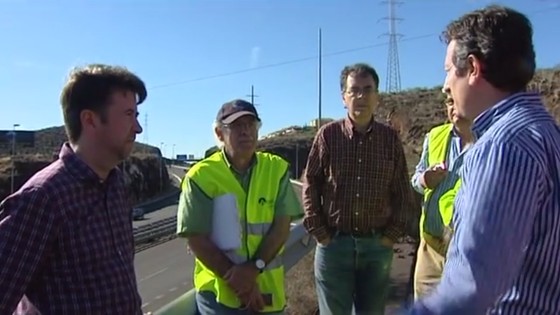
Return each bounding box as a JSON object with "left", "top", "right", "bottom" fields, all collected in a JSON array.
[
  {"left": 314, "top": 232, "right": 394, "bottom": 315},
  {"left": 196, "top": 290, "right": 285, "bottom": 315}
]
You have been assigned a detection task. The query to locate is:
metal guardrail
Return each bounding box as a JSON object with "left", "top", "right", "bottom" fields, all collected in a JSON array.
[
  {"left": 153, "top": 180, "right": 316, "bottom": 315},
  {"left": 133, "top": 216, "right": 177, "bottom": 245}
]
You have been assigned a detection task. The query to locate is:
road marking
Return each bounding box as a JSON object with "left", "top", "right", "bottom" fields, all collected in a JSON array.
[
  {"left": 138, "top": 267, "right": 169, "bottom": 283},
  {"left": 169, "top": 287, "right": 178, "bottom": 292},
  {"left": 171, "top": 173, "right": 182, "bottom": 183},
  {"left": 142, "top": 302, "right": 150, "bottom": 308},
  {"left": 155, "top": 294, "right": 164, "bottom": 300}
]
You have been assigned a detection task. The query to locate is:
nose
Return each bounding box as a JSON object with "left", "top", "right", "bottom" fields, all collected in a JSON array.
[{"left": 135, "top": 118, "right": 143, "bottom": 134}]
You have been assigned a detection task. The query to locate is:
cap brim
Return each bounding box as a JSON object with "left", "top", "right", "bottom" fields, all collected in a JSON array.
[{"left": 221, "top": 111, "right": 257, "bottom": 124}]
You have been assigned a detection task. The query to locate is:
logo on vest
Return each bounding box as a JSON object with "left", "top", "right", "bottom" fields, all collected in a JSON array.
[{"left": 258, "top": 197, "right": 274, "bottom": 207}]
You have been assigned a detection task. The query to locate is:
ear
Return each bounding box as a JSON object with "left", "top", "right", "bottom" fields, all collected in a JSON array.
[
  {"left": 80, "top": 109, "right": 100, "bottom": 131},
  {"left": 341, "top": 91, "right": 348, "bottom": 108},
  {"left": 467, "top": 54, "right": 483, "bottom": 85},
  {"left": 214, "top": 126, "right": 225, "bottom": 142}
]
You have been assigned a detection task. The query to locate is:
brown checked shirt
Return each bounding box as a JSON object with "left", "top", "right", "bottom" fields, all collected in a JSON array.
[{"left": 302, "top": 117, "right": 413, "bottom": 243}]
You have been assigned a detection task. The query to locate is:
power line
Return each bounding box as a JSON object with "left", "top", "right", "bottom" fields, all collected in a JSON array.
[
  {"left": 146, "top": 5, "right": 559, "bottom": 92},
  {"left": 148, "top": 33, "right": 435, "bottom": 91}
]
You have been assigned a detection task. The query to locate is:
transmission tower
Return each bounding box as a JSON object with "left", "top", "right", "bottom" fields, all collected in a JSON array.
[
  {"left": 380, "top": 0, "right": 403, "bottom": 93},
  {"left": 143, "top": 112, "right": 149, "bottom": 144}
]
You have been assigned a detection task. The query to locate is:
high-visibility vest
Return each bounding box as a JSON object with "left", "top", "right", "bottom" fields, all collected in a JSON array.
[
  {"left": 186, "top": 150, "right": 289, "bottom": 313},
  {"left": 419, "top": 123, "right": 462, "bottom": 238}
]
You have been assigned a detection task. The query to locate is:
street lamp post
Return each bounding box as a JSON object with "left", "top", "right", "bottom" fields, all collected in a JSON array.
[
  {"left": 10, "top": 123, "right": 20, "bottom": 194},
  {"left": 160, "top": 142, "right": 164, "bottom": 192}
]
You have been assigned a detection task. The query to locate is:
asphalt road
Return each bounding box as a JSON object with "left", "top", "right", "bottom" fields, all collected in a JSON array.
[
  {"left": 135, "top": 180, "right": 304, "bottom": 313},
  {"left": 133, "top": 167, "right": 185, "bottom": 228}
]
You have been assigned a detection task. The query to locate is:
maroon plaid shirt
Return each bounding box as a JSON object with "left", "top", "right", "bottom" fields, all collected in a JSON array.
[
  {"left": 0, "top": 143, "right": 142, "bottom": 315},
  {"left": 302, "top": 117, "right": 413, "bottom": 243}
]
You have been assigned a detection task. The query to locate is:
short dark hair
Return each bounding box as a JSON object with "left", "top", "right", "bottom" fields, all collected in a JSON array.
[
  {"left": 60, "top": 64, "right": 147, "bottom": 143},
  {"left": 340, "top": 63, "right": 380, "bottom": 92},
  {"left": 441, "top": 5, "right": 535, "bottom": 92}
]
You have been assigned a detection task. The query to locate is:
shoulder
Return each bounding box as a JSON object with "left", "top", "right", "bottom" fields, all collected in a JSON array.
[
  {"left": 316, "top": 119, "right": 344, "bottom": 138},
  {"left": 428, "top": 123, "right": 453, "bottom": 136},
  {"left": 19, "top": 159, "right": 72, "bottom": 196},
  {"left": 256, "top": 151, "right": 289, "bottom": 165},
  {"left": 187, "top": 154, "right": 221, "bottom": 178},
  {"left": 373, "top": 120, "right": 401, "bottom": 139},
  {"left": 479, "top": 105, "right": 555, "bottom": 165}
]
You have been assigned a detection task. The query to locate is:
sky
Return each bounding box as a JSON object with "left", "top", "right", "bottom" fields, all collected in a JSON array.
[{"left": 1, "top": 0, "right": 559, "bottom": 158}]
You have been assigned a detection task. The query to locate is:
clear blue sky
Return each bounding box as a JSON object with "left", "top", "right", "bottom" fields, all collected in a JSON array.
[{"left": 1, "top": 0, "right": 559, "bottom": 158}]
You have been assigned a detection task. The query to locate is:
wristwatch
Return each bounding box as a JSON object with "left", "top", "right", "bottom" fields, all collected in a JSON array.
[{"left": 253, "top": 258, "right": 266, "bottom": 273}]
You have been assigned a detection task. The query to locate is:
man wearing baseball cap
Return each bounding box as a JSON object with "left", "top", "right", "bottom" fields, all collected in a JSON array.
[{"left": 177, "top": 99, "right": 303, "bottom": 314}]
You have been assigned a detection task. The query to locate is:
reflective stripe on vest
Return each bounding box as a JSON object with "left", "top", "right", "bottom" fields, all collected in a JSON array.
[
  {"left": 186, "top": 150, "right": 288, "bottom": 312},
  {"left": 419, "top": 123, "right": 461, "bottom": 237}
]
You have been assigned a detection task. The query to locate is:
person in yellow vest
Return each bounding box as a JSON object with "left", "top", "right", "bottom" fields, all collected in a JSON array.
[
  {"left": 176, "top": 99, "right": 304, "bottom": 315},
  {"left": 410, "top": 95, "right": 474, "bottom": 299}
]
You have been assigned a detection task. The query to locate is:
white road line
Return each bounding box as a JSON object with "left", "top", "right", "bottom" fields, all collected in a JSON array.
[
  {"left": 138, "top": 267, "right": 169, "bottom": 283},
  {"left": 154, "top": 294, "right": 164, "bottom": 300},
  {"left": 171, "top": 173, "right": 182, "bottom": 183},
  {"left": 169, "top": 287, "right": 178, "bottom": 292},
  {"left": 141, "top": 302, "right": 150, "bottom": 308}
]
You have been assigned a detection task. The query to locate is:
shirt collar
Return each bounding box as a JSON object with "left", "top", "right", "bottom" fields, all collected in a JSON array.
[
  {"left": 220, "top": 149, "right": 257, "bottom": 175},
  {"left": 343, "top": 115, "right": 375, "bottom": 138},
  {"left": 471, "top": 92, "right": 543, "bottom": 139},
  {"left": 59, "top": 142, "right": 119, "bottom": 186}
]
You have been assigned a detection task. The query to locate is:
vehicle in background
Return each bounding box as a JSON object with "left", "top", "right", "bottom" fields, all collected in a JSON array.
[{"left": 132, "top": 207, "right": 145, "bottom": 220}]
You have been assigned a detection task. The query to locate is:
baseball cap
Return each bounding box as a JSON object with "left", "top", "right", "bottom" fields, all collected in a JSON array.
[{"left": 216, "top": 99, "right": 261, "bottom": 124}]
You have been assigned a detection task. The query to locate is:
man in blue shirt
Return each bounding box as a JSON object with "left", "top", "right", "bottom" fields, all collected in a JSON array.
[{"left": 410, "top": 5, "right": 560, "bottom": 314}]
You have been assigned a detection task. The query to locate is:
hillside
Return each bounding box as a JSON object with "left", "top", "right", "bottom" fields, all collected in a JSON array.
[
  {"left": 256, "top": 68, "right": 560, "bottom": 177},
  {"left": 0, "top": 126, "right": 170, "bottom": 202}
]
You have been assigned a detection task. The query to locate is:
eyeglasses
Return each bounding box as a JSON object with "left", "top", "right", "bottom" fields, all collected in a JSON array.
[
  {"left": 345, "top": 86, "right": 376, "bottom": 97},
  {"left": 223, "top": 120, "right": 261, "bottom": 131}
]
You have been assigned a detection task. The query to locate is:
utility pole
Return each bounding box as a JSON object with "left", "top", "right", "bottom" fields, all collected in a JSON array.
[
  {"left": 10, "top": 123, "right": 20, "bottom": 194},
  {"left": 246, "top": 85, "right": 259, "bottom": 106},
  {"left": 143, "top": 112, "right": 149, "bottom": 148},
  {"left": 317, "top": 27, "right": 323, "bottom": 131},
  {"left": 295, "top": 142, "right": 299, "bottom": 178},
  {"left": 159, "top": 142, "right": 164, "bottom": 192}
]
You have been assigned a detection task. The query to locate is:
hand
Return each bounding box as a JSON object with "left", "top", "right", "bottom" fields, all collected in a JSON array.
[
  {"left": 239, "top": 284, "right": 266, "bottom": 312},
  {"left": 224, "top": 262, "right": 260, "bottom": 296},
  {"left": 380, "top": 236, "right": 395, "bottom": 249},
  {"left": 421, "top": 164, "right": 448, "bottom": 189}
]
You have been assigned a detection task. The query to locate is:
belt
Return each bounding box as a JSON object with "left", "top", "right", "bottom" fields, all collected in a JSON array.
[{"left": 336, "top": 229, "right": 378, "bottom": 238}]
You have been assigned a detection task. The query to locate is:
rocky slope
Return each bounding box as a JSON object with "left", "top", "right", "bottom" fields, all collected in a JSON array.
[
  {"left": 255, "top": 68, "right": 560, "bottom": 178},
  {"left": 0, "top": 126, "right": 171, "bottom": 203}
]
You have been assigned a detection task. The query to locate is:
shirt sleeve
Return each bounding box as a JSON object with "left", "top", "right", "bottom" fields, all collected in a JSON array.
[
  {"left": 176, "top": 177, "right": 213, "bottom": 237},
  {"left": 0, "top": 186, "right": 60, "bottom": 314},
  {"left": 302, "top": 128, "right": 330, "bottom": 242},
  {"left": 412, "top": 140, "right": 544, "bottom": 314},
  {"left": 274, "top": 170, "right": 304, "bottom": 220},
  {"left": 384, "top": 133, "right": 413, "bottom": 243},
  {"left": 411, "top": 134, "right": 429, "bottom": 194}
]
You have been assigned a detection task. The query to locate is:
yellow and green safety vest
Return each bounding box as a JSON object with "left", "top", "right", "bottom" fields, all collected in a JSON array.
[
  {"left": 186, "top": 150, "right": 288, "bottom": 313},
  {"left": 419, "top": 123, "right": 463, "bottom": 238}
]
